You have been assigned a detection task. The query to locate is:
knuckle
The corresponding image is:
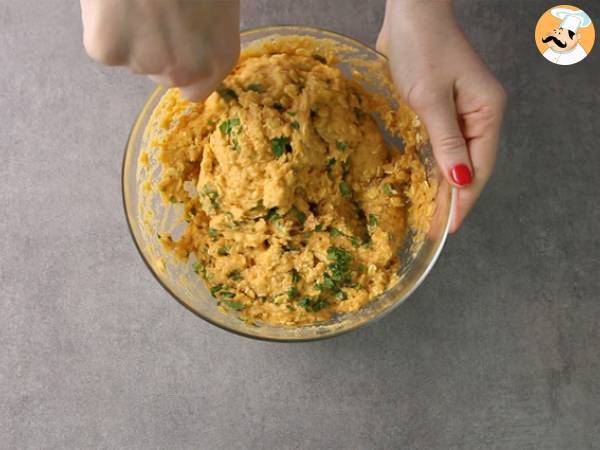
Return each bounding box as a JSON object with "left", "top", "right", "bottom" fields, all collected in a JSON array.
[
  {"left": 406, "top": 81, "right": 445, "bottom": 111},
  {"left": 435, "top": 134, "right": 467, "bottom": 155},
  {"left": 485, "top": 81, "right": 507, "bottom": 112},
  {"left": 83, "top": 31, "right": 125, "bottom": 66}
]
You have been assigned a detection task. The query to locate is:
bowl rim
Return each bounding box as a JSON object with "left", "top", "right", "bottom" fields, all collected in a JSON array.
[{"left": 121, "top": 25, "right": 455, "bottom": 342}]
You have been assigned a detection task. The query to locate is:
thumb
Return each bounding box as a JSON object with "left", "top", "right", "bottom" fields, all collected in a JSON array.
[{"left": 416, "top": 91, "right": 473, "bottom": 187}]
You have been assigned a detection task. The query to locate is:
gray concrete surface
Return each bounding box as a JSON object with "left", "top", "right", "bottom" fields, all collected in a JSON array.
[{"left": 1, "top": 0, "right": 599, "bottom": 448}]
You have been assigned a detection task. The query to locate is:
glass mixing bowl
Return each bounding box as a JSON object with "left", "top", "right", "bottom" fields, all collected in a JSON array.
[{"left": 122, "top": 26, "right": 455, "bottom": 341}]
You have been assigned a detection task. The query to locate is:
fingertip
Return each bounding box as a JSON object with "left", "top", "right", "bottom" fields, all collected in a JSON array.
[
  {"left": 179, "top": 83, "right": 211, "bottom": 102},
  {"left": 449, "top": 163, "right": 473, "bottom": 187}
]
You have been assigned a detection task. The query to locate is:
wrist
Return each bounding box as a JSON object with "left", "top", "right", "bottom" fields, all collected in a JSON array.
[{"left": 387, "top": 0, "right": 456, "bottom": 32}]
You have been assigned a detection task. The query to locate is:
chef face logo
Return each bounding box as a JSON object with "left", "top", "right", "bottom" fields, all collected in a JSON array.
[{"left": 535, "top": 5, "right": 595, "bottom": 65}]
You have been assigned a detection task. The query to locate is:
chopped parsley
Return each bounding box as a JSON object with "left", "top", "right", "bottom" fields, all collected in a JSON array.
[
  {"left": 358, "top": 263, "right": 367, "bottom": 273},
  {"left": 228, "top": 270, "right": 242, "bottom": 281},
  {"left": 315, "top": 224, "right": 323, "bottom": 232},
  {"left": 336, "top": 140, "right": 348, "bottom": 150},
  {"left": 217, "top": 246, "right": 230, "bottom": 256},
  {"left": 293, "top": 207, "right": 306, "bottom": 224},
  {"left": 224, "top": 300, "right": 245, "bottom": 311},
  {"left": 368, "top": 213, "right": 378, "bottom": 227},
  {"left": 339, "top": 181, "right": 352, "bottom": 197},
  {"left": 208, "top": 227, "right": 218, "bottom": 239},
  {"left": 329, "top": 227, "right": 342, "bottom": 237},
  {"left": 265, "top": 208, "right": 281, "bottom": 222},
  {"left": 383, "top": 183, "right": 394, "bottom": 196},
  {"left": 217, "top": 87, "right": 238, "bottom": 102},
  {"left": 232, "top": 138, "right": 240, "bottom": 151},
  {"left": 192, "top": 262, "right": 204, "bottom": 274},
  {"left": 326, "top": 246, "right": 353, "bottom": 286},
  {"left": 271, "top": 136, "right": 291, "bottom": 158},
  {"left": 342, "top": 159, "right": 351, "bottom": 176},
  {"left": 210, "top": 284, "right": 223, "bottom": 296},
  {"left": 298, "top": 296, "right": 329, "bottom": 312},
  {"left": 207, "top": 119, "right": 215, "bottom": 126},
  {"left": 246, "top": 83, "right": 264, "bottom": 92},
  {"left": 219, "top": 117, "right": 240, "bottom": 135},
  {"left": 287, "top": 286, "right": 300, "bottom": 300},
  {"left": 326, "top": 158, "right": 336, "bottom": 178},
  {"left": 290, "top": 120, "right": 300, "bottom": 130},
  {"left": 291, "top": 269, "right": 301, "bottom": 284},
  {"left": 335, "top": 290, "right": 348, "bottom": 301},
  {"left": 219, "top": 291, "right": 235, "bottom": 299},
  {"left": 202, "top": 184, "right": 220, "bottom": 210}
]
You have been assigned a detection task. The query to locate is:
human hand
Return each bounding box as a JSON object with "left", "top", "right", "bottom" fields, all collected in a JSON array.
[
  {"left": 80, "top": 0, "right": 240, "bottom": 101},
  {"left": 377, "top": 0, "right": 506, "bottom": 232}
]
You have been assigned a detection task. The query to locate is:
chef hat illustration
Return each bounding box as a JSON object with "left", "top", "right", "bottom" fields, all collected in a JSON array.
[{"left": 551, "top": 7, "right": 592, "bottom": 33}]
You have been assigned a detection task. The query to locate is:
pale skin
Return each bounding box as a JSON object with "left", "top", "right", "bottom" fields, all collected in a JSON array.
[{"left": 81, "top": 0, "right": 505, "bottom": 232}]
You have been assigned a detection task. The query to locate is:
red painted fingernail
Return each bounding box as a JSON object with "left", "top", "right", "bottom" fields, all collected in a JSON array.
[{"left": 450, "top": 164, "right": 472, "bottom": 186}]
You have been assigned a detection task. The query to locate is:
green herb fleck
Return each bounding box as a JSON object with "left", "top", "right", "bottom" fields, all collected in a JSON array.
[
  {"left": 329, "top": 227, "right": 342, "bottom": 237},
  {"left": 290, "top": 120, "right": 300, "bottom": 130},
  {"left": 350, "top": 236, "right": 361, "bottom": 247},
  {"left": 291, "top": 270, "right": 301, "bottom": 284},
  {"left": 210, "top": 284, "right": 223, "bottom": 296},
  {"left": 207, "top": 119, "right": 215, "bottom": 126},
  {"left": 298, "top": 297, "right": 311, "bottom": 309},
  {"left": 220, "top": 291, "right": 235, "bottom": 299},
  {"left": 217, "top": 247, "right": 230, "bottom": 256},
  {"left": 335, "top": 290, "right": 348, "bottom": 301},
  {"left": 224, "top": 301, "right": 245, "bottom": 311},
  {"left": 322, "top": 273, "right": 336, "bottom": 290},
  {"left": 219, "top": 117, "right": 240, "bottom": 135},
  {"left": 192, "top": 262, "right": 204, "bottom": 274},
  {"left": 271, "top": 136, "right": 291, "bottom": 158},
  {"left": 336, "top": 140, "right": 348, "bottom": 150},
  {"left": 358, "top": 263, "right": 367, "bottom": 273},
  {"left": 315, "top": 224, "right": 323, "bottom": 232},
  {"left": 287, "top": 111, "right": 297, "bottom": 116},
  {"left": 202, "top": 184, "right": 220, "bottom": 209},
  {"left": 208, "top": 228, "right": 218, "bottom": 239},
  {"left": 232, "top": 138, "right": 240, "bottom": 151},
  {"left": 383, "top": 183, "right": 394, "bottom": 196},
  {"left": 265, "top": 208, "right": 281, "bottom": 222},
  {"left": 228, "top": 270, "right": 242, "bottom": 281},
  {"left": 246, "top": 83, "right": 264, "bottom": 92},
  {"left": 368, "top": 213, "right": 378, "bottom": 227},
  {"left": 342, "top": 159, "right": 351, "bottom": 176},
  {"left": 217, "top": 88, "right": 238, "bottom": 102},
  {"left": 293, "top": 207, "right": 306, "bottom": 224},
  {"left": 287, "top": 286, "right": 299, "bottom": 300},
  {"left": 169, "top": 196, "right": 177, "bottom": 203},
  {"left": 339, "top": 181, "right": 352, "bottom": 198}
]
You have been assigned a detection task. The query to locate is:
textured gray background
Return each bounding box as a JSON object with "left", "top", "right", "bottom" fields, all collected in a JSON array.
[{"left": 1, "top": 0, "right": 599, "bottom": 449}]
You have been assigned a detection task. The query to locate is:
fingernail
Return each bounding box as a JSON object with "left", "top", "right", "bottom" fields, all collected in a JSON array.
[{"left": 450, "top": 164, "right": 472, "bottom": 186}]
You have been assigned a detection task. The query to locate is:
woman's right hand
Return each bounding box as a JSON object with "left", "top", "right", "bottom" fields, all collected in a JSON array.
[{"left": 80, "top": 0, "right": 240, "bottom": 101}]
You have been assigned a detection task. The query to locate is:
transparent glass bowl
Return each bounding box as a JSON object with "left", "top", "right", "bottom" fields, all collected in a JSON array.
[{"left": 122, "top": 26, "right": 455, "bottom": 341}]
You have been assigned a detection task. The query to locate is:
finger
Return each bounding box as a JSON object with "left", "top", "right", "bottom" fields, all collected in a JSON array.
[
  {"left": 416, "top": 90, "right": 474, "bottom": 187},
  {"left": 179, "top": 81, "right": 217, "bottom": 102},
  {"left": 449, "top": 136, "right": 496, "bottom": 232},
  {"left": 376, "top": 0, "right": 393, "bottom": 54}
]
